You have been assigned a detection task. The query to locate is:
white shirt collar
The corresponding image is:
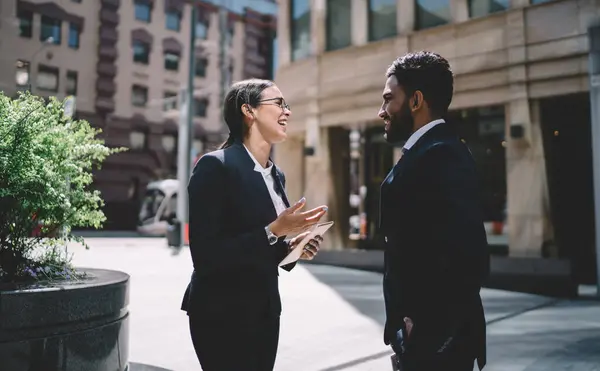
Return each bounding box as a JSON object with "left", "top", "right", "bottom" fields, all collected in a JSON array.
[
  {"left": 403, "top": 119, "right": 445, "bottom": 151},
  {"left": 243, "top": 144, "right": 273, "bottom": 176}
]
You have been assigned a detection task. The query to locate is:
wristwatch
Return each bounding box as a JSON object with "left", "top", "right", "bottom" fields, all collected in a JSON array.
[{"left": 264, "top": 225, "right": 279, "bottom": 245}]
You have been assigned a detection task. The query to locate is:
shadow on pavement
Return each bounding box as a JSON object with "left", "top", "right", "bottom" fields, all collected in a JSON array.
[{"left": 301, "top": 263, "right": 386, "bottom": 327}]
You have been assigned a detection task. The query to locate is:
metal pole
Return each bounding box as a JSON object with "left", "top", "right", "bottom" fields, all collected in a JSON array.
[
  {"left": 176, "top": 85, "right": 188, "bottom": 248},
  {"left": 587, "top": 20, "right": 600, "bottom": 296},
  {"left": 176, "top": 4, "right": 197, "bottom": 247},
  {"left": 219, "top": 7, "right": 229, "bottom": 112}
]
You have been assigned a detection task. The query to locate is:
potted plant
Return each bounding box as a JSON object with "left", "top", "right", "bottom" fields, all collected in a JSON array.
[{"left": 0, "top": 92, "right": 131, "bottom": 370}]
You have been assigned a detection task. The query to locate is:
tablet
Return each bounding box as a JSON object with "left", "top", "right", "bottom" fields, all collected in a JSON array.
[{"left": 278, "top": 221, "right": 335, "bottom": 267}]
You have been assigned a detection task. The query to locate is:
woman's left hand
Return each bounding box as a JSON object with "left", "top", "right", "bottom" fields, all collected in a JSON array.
[{"left": 288, "top": 233, "right": 324, "bottom": 260}]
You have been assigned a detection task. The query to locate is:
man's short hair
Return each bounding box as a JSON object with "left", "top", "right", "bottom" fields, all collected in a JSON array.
[{"left": 386, "top": 51, "right": 454, "bottom": 116}]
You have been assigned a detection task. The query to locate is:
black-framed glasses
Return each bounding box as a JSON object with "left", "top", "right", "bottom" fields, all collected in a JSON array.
[{"left": 258, "top": 97, "right": 290, "bottom": 111}]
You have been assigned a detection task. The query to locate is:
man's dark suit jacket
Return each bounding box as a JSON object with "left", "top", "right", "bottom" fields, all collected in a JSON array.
[
  {"left": 380, "top": 123, "right": 490, "bottom": 370},
  {"left": 180, "top": 140, "right": 295, "bottom": 319}
]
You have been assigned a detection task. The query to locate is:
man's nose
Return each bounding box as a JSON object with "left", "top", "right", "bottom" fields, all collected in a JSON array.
[{"left": 378, "top": 108, "right": 386, "bottom": 119}]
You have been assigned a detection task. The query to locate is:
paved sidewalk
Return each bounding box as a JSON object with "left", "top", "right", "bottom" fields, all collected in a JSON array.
[{"left": 68, "top": 238, "right": 600, "bottom": 371}]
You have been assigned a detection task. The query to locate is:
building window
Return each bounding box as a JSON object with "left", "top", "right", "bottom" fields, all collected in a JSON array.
[
  {"left": 530, "top": 0, "right": 552, "bottom": 4},
  {"left": 166, "top": 10, "right": 181, "bottom": 31},
  {"left": 40, "top": 16, "right": 61, "bottom": 44},
  {"left": 132, "top": 85, "right": 148, "bottom": 107},
  {"left": 134, "top": 1, "right": 152, "bottom": 22},
  {"left": 72, "top": 0, "right": 82, "bottom": 3},
  {"left": 15, "top": 60, "right": 30, "bottom": 88},
  {"left": 290, "top": 0, "right": 311, "bottom": 61},
  {"left": 195, "top": 57, "right": 207, "bottom": 77},
  {"left": 450, "top": 106, "right": 507, "bottom": 225},
  {"left": 129, "top": 131, "right": 146, "bottom": 149},
  {"left": 415, "top": 0, "right": 451, "bottom": 30},
  {"left": 37, "top": 65, "right": 59, "bottom": 92},
  {"left": 196, "top": 19, "right": 209, "bottom": 39},
  {"left": 163, "top": 91, "right": 178, "bottom": 111},
  {"left": 68, "top": 23, "right": 80, "bottom": 49},
  {"left": 194, "top": 98, "right": 208, "bottom": 117},
  {"left": 164, "top": 52, "right": 180, "bottom": 71},
  {"left": 326, "top": 0, "right": 352, "bottom": 51},
  {"left": 468, "top": 0, "right": 509, "bottom": 18},
  {"left": 133, "top": 41, "right": 150, "bottom": 64},
  {"left": 18, "top": 10, "right": 33, "bottom": 38},
  {"left": 66, "top": 71, "right": 78, "bottom": 95},
  {"left": 368, "top": 0, "right": 397, "bottom": 41}
]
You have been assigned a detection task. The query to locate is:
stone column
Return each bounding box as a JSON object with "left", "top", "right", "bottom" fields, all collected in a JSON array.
[
  {"left": 303, "top": 126, "right": 343, "bottom": 250},
  {"left": 450, "top": 0, "right": 469, "bottom": 23},
  {"left": 505, "top": 98, "right": 552, "bottom": 257},
  {"left": 277, "top": 0, "right": 292, "bottom": 67},
  {"left": 311, "top": 0, "right": 327, "bottom": 55},
  {"left": 397, "top": 0, "right": 415, "bottom": 35},
  {"left": 504, "top": 8, "right": 552, "bottom": 257},
  {"left": 511, "top": 0, "right": 530, "bottom": 8},
  {"left": 351, "top": 0, "right": 368, "bottom": 46},
  {"left": 274, "top": 134, "right": 305, "bottom": 205}
]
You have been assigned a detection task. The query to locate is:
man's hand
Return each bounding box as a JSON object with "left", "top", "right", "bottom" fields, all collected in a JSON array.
[
  {"left": 288, "top": 232, "right": 324, "bottom": 260},
  {"left": 404, "top": 317, "right": 414, "bottom": 338}
]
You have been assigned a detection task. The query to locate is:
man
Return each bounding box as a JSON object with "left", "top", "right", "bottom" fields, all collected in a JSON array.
[{"left": 378, "top": 51, "right": 490, "bottom": 371}]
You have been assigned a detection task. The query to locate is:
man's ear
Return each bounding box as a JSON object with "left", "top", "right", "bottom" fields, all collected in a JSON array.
[{"left": 411, "top": 91, "right": 424, "bottom": 111}]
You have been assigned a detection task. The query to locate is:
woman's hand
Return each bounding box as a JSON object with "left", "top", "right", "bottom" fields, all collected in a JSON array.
[
  {"left": 288, "top": 232, "right": 324, "bottom": 260},
  {"left": 269, "top": 197, "right": 327, "bottom": 237}
]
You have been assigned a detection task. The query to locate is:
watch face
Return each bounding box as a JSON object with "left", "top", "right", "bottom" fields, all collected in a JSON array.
[{"left": 269, "top": 235, "right": 278, "bottom": 244}]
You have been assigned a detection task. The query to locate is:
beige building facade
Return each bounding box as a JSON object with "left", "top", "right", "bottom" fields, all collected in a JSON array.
[
  {"left": 1, "top": 0, "right": 276, "bottom": 229},
  {"left": 274, "top": 0, "right": 598, "bottom": 283}
]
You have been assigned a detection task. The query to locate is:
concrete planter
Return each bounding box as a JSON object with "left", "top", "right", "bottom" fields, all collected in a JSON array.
[{"left": 0, "top": 268, "right": 130, "bottom": 371}]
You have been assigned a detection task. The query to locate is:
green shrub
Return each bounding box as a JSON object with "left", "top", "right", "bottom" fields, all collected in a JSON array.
[{"left": 0, "top": 92, "right": 126, "bottom": 283}]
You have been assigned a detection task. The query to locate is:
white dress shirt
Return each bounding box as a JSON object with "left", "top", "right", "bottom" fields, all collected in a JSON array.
[
  {"left": 403, "top": 118, "right": 445, "bottom": 151},
  {"left": 243, "top": 145, "right": 287, "bottom": 216}
]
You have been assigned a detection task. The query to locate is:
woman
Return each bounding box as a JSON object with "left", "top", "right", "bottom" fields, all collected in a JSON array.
[{"left": 181, "top": 79, "right": 328, "bottom": 371}]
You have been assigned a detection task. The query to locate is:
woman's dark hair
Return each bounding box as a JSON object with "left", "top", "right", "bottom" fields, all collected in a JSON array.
[{"left": 219, "top": 78, "right": 275, "bottom": 149}]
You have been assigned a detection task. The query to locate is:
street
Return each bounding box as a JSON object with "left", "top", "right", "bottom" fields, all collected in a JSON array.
[{"left": 68, "top": 237, "right": 600, "bottom": 371}]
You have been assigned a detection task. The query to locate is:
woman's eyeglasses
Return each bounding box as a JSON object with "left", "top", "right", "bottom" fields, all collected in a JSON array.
[{"left": 258, "top": 97, "right": 290, "bottom": 111}]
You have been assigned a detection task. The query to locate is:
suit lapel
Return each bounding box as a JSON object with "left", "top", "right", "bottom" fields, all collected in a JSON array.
[{"left": 271, "top": 166, "right": 290, "bottom": 208}]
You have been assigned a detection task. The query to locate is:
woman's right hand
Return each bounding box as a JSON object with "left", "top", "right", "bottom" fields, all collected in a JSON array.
[{"left": 269, "top": 197, "right": 328, "bottom": 237}]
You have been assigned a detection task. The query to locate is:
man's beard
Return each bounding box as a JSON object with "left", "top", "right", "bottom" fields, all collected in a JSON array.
[{"left": 384, "top": 101, "right": 414, "bottom": 144}]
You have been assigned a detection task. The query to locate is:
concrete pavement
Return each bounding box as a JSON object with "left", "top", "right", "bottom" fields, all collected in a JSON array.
[{"left": 68, "top": 237, "right": 600, "bottom": 371}]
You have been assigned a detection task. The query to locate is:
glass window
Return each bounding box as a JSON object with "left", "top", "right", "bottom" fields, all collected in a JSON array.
[
  {"left": 68, "top": 23, "right": 80, "bottom": 49},
  {"left": 194, "top": 98, "right": 208, "bottom": 117},
  {"left": 195, "top": 57, "right": 207, "bottom": 77},
  {"left": 290, "top": 0, "right": 311, "bottom": 61},
  {"left": 449, "top": 106, "right": 507, "bottom": 224},
  {"left": 468, "top": 0, "right": 509, "bottom": 18},
  {"left": 66, "top": 71, "right": 78, "bottom": 95},
  {"left": 132, "top": 85, "right": 148, "bottom": 107},
  {"left": 18, "top": 10, "right": 32, "bottom": 38},
  {"left": 163, "top": 91, "right": 177, "bottom": 111},
  {"left": 37, "top": 65, "right": 59, "bottom": 92},
  {"left": 326, "top": 0, "right": 352, "bottom": 51},
  {"left": 133, "top": 41, "right": 150, "bottom": 64},
  {"left": 164, "top": 53, "right": 180, "bottom": 71},
  {"left": 415, "top": 0, "right": 451, "bottom": 30},
  {"left": 368, "top": 0, "right": 397, "bottom": 41},
  {"left": 40, "top": 16, "right": 61, "bottom": 44},
  {"left": 196, "top": 19, "right": 209, "bottom": 39},
  {"left": 166, "top": 11, "right": 181, "bottom": 31},
  {"left": 135, "top": 1, "right": 151, "bottom": 22}
]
